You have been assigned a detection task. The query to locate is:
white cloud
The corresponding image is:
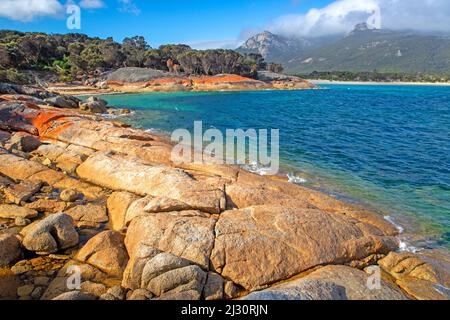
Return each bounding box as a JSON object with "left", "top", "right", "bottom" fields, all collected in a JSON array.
[
  {"left": 79, "top": 0, "right": 105, "bottom": 9},
  {"left": 269, "top": 0, "right": 450, "bottom": 38},
  {"left": 0, "top": 0, "right": 64, "bottom": 22},
  {"left": 188, "top": 39, "right": 244, "bottom": 50},
  {"left": 118, "top": 0, "right": 140, "bottom": 15}
]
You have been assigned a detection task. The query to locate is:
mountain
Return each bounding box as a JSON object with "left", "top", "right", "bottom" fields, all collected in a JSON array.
[
  {"left": 236, "top": 31, "right": 329, "bottom": 65},
  {"left": 238, "top": 24, "right": 450, "bottom": 75}
]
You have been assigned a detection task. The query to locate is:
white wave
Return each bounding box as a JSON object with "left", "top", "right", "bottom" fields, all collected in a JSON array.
[
  {"left": 242, "top": 162, "right": 272, "bottom": 176},
  {"left": 287, "top": 173, "right": 307, "bottom": 184},
  {"left": 384, "top": 215, "right": 404, "bottom": 234},
  {"left": 398, "top": 240, "right": 419, "bottom": 254},
  {"left": 145, "top": 128, "right": 158, "bottom": 133}
]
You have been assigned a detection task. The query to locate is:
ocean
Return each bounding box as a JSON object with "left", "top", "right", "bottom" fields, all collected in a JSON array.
[{"left": 96, "top": 84, "right": 450, "bottom": 250}]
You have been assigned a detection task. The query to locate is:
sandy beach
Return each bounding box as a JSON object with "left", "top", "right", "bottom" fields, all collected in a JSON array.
[{"left": 309, "top": 79, "right": 450, "bottom": 86}]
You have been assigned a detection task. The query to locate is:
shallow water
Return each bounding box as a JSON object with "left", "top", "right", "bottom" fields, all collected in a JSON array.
[{"left": 96, "top": 84, "right": 450, "bottom": 249}]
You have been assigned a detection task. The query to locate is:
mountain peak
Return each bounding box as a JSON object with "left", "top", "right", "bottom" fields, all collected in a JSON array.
[{"left": 354, "top": 22, "right": 370, "bottom": 32}]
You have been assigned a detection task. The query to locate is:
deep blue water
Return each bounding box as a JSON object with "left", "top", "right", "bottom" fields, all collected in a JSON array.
[{"left": 97, "top": 85, "right": 450, "bottom": 249}]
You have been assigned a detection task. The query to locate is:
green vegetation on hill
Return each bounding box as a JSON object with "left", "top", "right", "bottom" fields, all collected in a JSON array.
[
  {"left": 299, "top": 71, "right": 450, "bottom": 83},
  {"left": 0, "top": 30, "right": 266, "bottom": 84},
  {"left": 287, "top": 28, "right": 450, "bottom": 75}
]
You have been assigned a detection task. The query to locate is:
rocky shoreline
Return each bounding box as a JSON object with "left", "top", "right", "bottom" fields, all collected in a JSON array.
[
  {"left": 0, "top": 83, "right": 449, "bottom": 300},
  {"left": 46, "top": 68, "right": 317, "bottom": 95}
]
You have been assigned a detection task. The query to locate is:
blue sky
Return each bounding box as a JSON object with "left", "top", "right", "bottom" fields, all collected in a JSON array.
[
  {"left": 0, "top": 0, "right": 331, "bottom": 47},
  {"left": 1, "top": 0, "right": 449, "bottom": 48}
]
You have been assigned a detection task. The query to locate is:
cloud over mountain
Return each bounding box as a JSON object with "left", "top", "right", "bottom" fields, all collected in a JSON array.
[{"left": 268, "top": 0, "right": 450, "bottom": 38}]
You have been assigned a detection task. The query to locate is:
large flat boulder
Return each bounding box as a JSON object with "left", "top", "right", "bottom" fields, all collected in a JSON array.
[
  {"left": 379, "top": 250, "right": 450, "bottom": 300},
  {"left": 76, "top": 152, "right": 225, "bottom": 214},
  {"left": 0, "top": 151, "right": 46, "bottom": 180},
  {"left": 303, "top": 265, "right": 407, "bottom": 300},
  {"left": 125, "top": 211, "right": 216, "bottom": 270},
  {"left": 211, "top": 205, "right": 398, "bottom": 291},
  {"left": 226, "top": 171, "right": 398, "bottom": 237},
  {"left": 0, "top": 204, "right": 38, "bottom": 219},
  {"left": 242, "top": 265, "right": 407, "bottom": 300}
]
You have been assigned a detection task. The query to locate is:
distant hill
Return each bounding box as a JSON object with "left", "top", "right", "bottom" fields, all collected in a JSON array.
[
  {"left": 236, "top": 31, "right": 335, "bottom": 65},
  {"left": 238, "top": 24, "right": 450, "bottom": 75}
]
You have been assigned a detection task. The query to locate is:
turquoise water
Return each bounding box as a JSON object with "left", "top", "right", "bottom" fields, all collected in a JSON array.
[{"left": 97, "top": 85, "right": 450, "bottom": 249}]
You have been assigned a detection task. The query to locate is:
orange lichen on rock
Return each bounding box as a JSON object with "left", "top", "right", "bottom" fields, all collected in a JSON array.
[
  {"left": 191, "top": 74, "right": 262, "bottom": 84},
  {"left": 31, "top": 111, "right": 75, "bottom": 137}
]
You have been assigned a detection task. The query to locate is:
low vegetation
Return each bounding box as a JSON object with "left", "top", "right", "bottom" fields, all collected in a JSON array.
[
  {"left": 0, "top": 30, "right": 265, "bottom": 84},
  {"left": 300, "top": 71, "right": 450, "bottom": 83}
]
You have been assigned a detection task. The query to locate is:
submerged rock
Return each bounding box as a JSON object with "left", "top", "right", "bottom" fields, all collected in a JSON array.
[{"left": 79, "top": 96, "right": 107, "bottom": 114}]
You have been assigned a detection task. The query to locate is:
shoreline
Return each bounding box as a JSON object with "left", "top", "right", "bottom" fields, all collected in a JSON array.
[
  {"left": 107, "top": 103, "right": 445, "bottom": 254},
  {"left": 0, "top": 86, "right": 449, "bottom": 300},
  {"left": 309, "top": 79, "right": 450, "bottom": 86}
]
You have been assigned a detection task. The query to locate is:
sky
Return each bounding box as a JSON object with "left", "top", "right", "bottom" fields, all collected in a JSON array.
[{"left": 0, "top": 0, "right": 449, "bottom": 49}]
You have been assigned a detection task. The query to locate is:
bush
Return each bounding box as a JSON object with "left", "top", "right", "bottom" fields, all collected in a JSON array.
[{"left": 5, "top": 68, "right": 29, "bottom": 84}]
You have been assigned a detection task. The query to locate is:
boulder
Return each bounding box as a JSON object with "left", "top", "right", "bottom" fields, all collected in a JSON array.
[
  {"left": 65, "top": 203, "right": 108, "bottom": 228},
  {"left": 128, "top": 289, "right": 153, "bottom": 300},
  {"left": 122, "top": 245, "right": 206, "bottom": 299},
  {"left": 20, "top": 213, "right": 79, "bottom": 255},
  {"left": 3, "top": 180, "right": 42, "bottom": 204},
  {"left": 52, "top": 291, "right": 97, "bottom": 300},
  {"left": 0, "top": 267, "right": 20, "bottom": 299},
  {"left": 107, "top": 191, "right": 139, "bottom": 231},
  {"left": 156, "top": 290, "right": 201, "bottom": 300},
  {"left": 6, "top": 132, "right": 42, "bottom": 152},
  {"left": 0, "top": 204, "right": 38, "bottom": 219},
  {"left": 76, "top": 231, "right": 129, "bottom": 277},
  {"left": 100, "top": 285, "right": 127, "bottom": 300},
  {"left": 204, "top": 272, "right": 225, "bottom": 300},
  {"left": 76, "top": 152, "right": 225, "bottom": 214},
  {"left": 79, "top": 97, "right": 107, "bottom": 114},
  {"left": 0, "top": 234, "right": 22, "bottom": 267},
  {"left": 211, "top": 205, "right": 398, "bottom": 291},
  {"left": 303, "top": 265, "right": 408, "bottom": 300},
  {"left": 226, "top": 171, "right": 398, "bottom": 237},
  {"left": 45, "top": 96, "right": 79, "bottom": 109},
  {"left": 0, "top": 102, "right": 40, "bottom": 135},
  {"left": 25, "top": 198, "right": 67, "bottom": 213},
  {"left": 242, "top": 280, "right": 346, "bottom": 300},
  {"left": 80, "top": 281, "right": 107, "bottom": 297},
  {"left": 41, "top": 260, "right": 108, "bottom": 300},
  {"left": 59, "top": 189, "right": 79, "bottom": 202},
  {"left": 379, "top": 250, "right": 450, "bottom": 300},
  {"left": 125, "top": 211, "right": 216, "bottom": 269},
  {"left": 146, "top": 265, "right": 206, "bottom": 297},
  {"left": 0, "top": 151, "right": 47, "bottom": 181}
]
